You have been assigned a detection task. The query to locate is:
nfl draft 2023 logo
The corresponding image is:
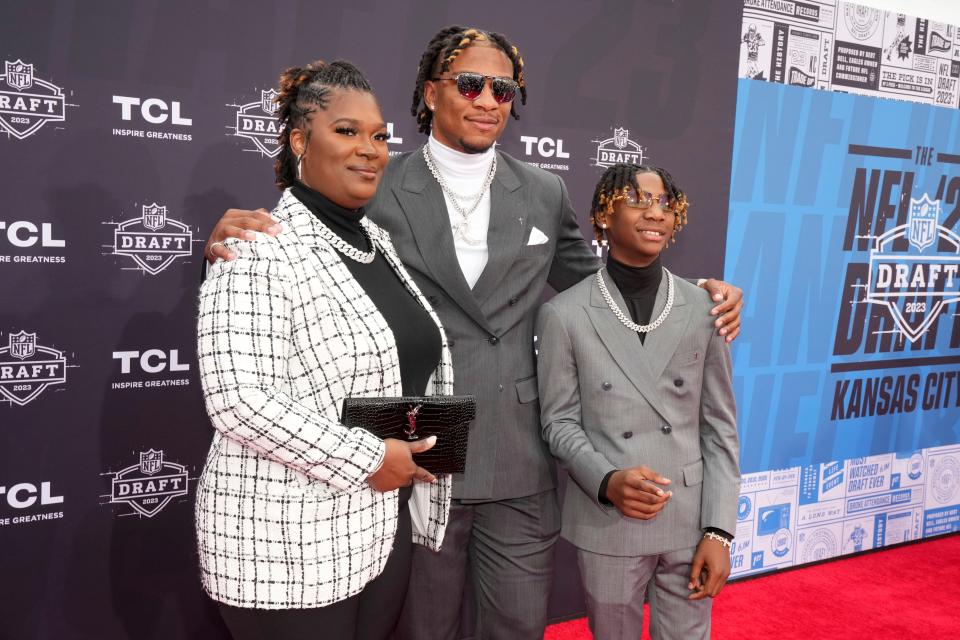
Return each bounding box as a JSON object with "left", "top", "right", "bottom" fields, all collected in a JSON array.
[
  {"left": 593, "top": 127, "right": 646, "bottom": 168},
  {"left": 0, "top": 60, "right": 68, "bottom": 140},
  {"left": 866, "top": 193, "right": 960, "bottom": 343},
  {"left": 102, "top": 449, "right": 190, "bottom": 518},
  {"left": 228, "top": 88, "right": 282, "bottom": 157},
  {"left": 0, "top": 331, "right": 67, "bottom": 406},
  {"left": 105, "top": 203, "right": 195, "bottom": 274}
]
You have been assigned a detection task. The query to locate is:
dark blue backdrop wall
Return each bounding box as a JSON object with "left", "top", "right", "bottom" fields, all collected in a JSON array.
[{"left": 0, "top": 2, "right": 740, "bottom": 638}]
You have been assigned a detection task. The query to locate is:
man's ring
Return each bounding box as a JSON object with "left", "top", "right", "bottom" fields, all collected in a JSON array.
[{"left": 209, "top": 241, "right": 226, "bottom": 257}]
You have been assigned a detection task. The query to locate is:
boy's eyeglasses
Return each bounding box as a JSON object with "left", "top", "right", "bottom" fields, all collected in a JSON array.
[
  {"left": 625, "top": 190, "right": 677, "bottom": 213},
  {"left": 431, "top": 72, "right": 519, "bottom": 104}
]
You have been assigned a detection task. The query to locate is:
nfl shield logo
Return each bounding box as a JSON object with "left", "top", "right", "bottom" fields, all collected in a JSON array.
[
  {"left": 613, "top": 127, "right": 629, "bottom": 149},
  {"left": 5, "top": 60, "right": 33, "bottom": 91},
  {"left": 140, "top": 449, "right": 163, "bottom": 475},
  {"left": 142, "top": 203, "right": 167, "bottom": 231},
  {"left": 9, "top": 331, "right": 36, "bottom": 360},
  {"left": 261, "top": 89, "right": 279, "bottom": 114},
  {"left": 908, "top": 194, "right": 940, "bottom": 252}
]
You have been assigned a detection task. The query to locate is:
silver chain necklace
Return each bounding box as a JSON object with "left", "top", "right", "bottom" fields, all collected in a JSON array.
[
  {"left": 316, "top": 220, "right": 376, "bottom": 264},
  {"left": 596, "top": 267, "right": 675, "bottom": 333},
  {"left": 422, "top": 145, "right": 497, "bottom": 246}
]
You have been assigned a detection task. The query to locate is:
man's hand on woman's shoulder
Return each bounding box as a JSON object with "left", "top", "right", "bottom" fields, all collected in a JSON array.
[{"left": 205, "top": 208, "right": 281, "bottom": 262}]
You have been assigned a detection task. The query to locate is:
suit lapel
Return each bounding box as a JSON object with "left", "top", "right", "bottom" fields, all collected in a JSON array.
[
  {"left": 470, "top": 154, "right": 525, "bottom": 305},
  {"left": 392, "top": 149, "right": 491, "bottom": 333},
  {"left": 585, "top": 269, "right": 669, "bottom": 423},
  {"left": 644, "top": 270, "right": 690, "bottom": 381}
]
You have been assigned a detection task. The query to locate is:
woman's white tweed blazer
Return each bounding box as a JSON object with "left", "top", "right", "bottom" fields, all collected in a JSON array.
[{"left": 195, "top": 189, "right": 452, "bottom": 609}]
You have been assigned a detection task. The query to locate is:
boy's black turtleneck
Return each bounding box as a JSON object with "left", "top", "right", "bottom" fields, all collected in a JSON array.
[
  {"left": 606, "top": 254, "right": 663, "bottom": 345},
  {"left": 290, "top": 180, "right": 441, "bottom": 398}
]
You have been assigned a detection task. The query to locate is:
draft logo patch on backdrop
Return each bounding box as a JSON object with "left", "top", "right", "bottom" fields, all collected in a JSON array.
[
  {"left": 866, "top": 193, "right": 960, "bottom": 343},
  {"left": 106, "top": 203, "right": 195, "bottom": 275},
  {"left": 0, "top": 331, "right": 67, "bottom": 406},
  {"left": 103, "top": 449, "right": 190, "bottom": 518},
  {"left": 228, "top": 88, "right": 282, "bottom": 157},
  {"left": 0, "top": 60, "right": 68, "bottom": 140},
  {"left": 593, "top": 126, "right": 646, "bottom": 168}
]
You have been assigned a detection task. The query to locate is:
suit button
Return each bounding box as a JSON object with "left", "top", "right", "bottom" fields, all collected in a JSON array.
[
  {"left": 661, "top": 425, "right": 672, "bottom": 435},
  {"left": 674, "top": 378, "right": 684, "bottom": 387},
  {"left": 489, "top": 336, "right": 499, "bottom": 345},
  {"left": 428, "top": 295, "right": 439, "bottom": 305},
  {"left": 622, "top": 431, "right": 633, "bottom": 439},
  {"left": 508, "top": 297, "right": 519, "bottom": 306},
  {"left": 601, "top": 381, "right": 612, "bottom": 391},
  {"left": 498, "top": 384, "right": 504, "bottom": 392},
  {"left": 448, "top": 340, "right": 456, "bottom": 348}
]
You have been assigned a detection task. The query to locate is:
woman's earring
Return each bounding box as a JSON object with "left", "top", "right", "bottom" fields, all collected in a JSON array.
[{"left": 297, "top": 154, "right": 303, "bottom": 181}]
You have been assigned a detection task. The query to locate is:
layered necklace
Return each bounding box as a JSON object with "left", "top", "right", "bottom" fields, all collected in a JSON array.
[
  {"left": 422, "top": 144, "right": 497, "bottom": 246},
  {"left": 596, "top": 267, "right": 675, "bottom": 333}
]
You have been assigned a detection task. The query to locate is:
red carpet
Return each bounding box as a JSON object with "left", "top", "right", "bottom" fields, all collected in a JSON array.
[{"left": 545, "top": 533, "right": 959, "bottom": 639}]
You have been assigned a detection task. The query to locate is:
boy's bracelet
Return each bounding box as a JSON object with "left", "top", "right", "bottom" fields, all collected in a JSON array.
[{"left": 703, "top": 531, "right": 732, "bottom": 549}]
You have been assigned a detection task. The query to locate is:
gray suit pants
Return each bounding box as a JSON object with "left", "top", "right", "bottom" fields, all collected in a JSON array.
[
  {"left": 578, "top": 545, "right": 711, "bottom": 640},
  {"left": 394, "top": 491, "right": 561, "bottom": 640}
]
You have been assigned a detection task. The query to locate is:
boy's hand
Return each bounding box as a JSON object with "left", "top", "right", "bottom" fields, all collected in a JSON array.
[
  {"left": 688, "top": 535, "right": 731, "bottom": 600},
  {"left": 605, "top": 466, "right": 672, "bottom": 520}
]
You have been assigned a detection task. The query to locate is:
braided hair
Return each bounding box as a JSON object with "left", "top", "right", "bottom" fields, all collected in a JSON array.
[
  {"left": 410, "top": 26, "right": 527, "bottom": 135},
  {"left": 273, "top": 60, "right": 373, "bottom": 190},
  {"left": 589, "top": 163, "right": 690, "bottom": 246}
]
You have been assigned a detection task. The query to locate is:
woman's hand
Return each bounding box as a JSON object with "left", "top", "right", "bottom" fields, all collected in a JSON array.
[
  {"left": 367, "top": 436, "right": 438, "bottom": 492},
  {"left": 204, "top": 208, "right": 281, "bottom": 262}
]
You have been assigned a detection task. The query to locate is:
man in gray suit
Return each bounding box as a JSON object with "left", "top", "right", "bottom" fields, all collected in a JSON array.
[
  {"left": 536, "top": 163, "right": 740, "bottom": 640},
  {"left": 203, "top": 26, "right": 743, "bottom": 640}
]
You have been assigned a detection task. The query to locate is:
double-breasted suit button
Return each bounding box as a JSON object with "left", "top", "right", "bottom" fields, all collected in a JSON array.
[
  {"left": 674, "top": 378, "right": 684, "bottom": 387},
  {"left": 498, "top": 384, "right": 504, "bottom": 392},
  {"left": 601, "top": 381, "right": 612, "bottom": 391},
  {"left": 488, "top": 336, "right": 499, "bottom": 345},
  {"left": 661, "top": 425, "right": 672, "bottom": 435},
  {"left": 508, "top": 297, "right": 519, "bottom": 306},
  {"left": 622, "top": 431, "right": 633, "bottom": 439}
]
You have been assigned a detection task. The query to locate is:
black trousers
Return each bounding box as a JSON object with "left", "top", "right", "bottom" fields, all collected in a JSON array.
[{"left": 219, "top": 487, "right": 413, "bottom": 640}]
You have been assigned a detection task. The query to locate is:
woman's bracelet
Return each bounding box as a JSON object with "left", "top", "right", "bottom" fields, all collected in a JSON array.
[{"left": 703, "top": 531, "right": 732, "bottom": 549}]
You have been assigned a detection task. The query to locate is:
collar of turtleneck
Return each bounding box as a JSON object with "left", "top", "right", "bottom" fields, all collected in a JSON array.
[
  {"left": 428, "top": 133, "right": 496, "bottom": 180},
  {"left": 606, "top": 254, "right": 663, "bottom": 299},
  {"left": 290, "top": 180, "right": 369, "bottom": 251}
]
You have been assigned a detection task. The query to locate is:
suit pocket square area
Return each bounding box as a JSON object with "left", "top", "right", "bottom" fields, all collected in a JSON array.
[{"left": 527, "top": 226, "right": 549, "bottom": 246}]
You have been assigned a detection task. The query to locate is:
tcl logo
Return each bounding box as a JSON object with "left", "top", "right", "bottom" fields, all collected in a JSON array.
[
  {"left": 112, "top": 96, "right": 192, "bottom": 126},
  {"left": 520, "top": 136, "right": 569, "bottom": 158},
  {"left": 0, "top": 482, "right": 63, "bottom": 509},
  {"left": 113, "top": 349, "right": 190, "bottom": 374},
  {"left": 0, "top": 220, "right": 64, "bottom": 247}
]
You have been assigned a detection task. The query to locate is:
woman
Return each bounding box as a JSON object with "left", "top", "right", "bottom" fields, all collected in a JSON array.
[
  {"left": 535, "top": 163, "right": 741, "bottom": 639},
  {"left": 195, "top": 60, "right": 452, "bottom": 639}
]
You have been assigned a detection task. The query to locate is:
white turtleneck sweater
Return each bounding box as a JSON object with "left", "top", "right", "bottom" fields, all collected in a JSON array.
[{"left": 427, "top": 134, "right": 495, "bottom": 288}]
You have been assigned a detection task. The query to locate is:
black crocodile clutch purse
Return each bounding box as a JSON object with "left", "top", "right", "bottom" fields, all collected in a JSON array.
[{"left": 341, "top": 396, "right": 476, "bottom": 474}]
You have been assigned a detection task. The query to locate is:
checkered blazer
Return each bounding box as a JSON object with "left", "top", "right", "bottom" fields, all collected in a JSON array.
[{"left": 195, "top": 189, "right": 453, "bottom": 609}]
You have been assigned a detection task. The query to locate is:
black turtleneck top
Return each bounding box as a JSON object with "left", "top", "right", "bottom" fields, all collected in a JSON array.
[
  {"left": 606, "top": 254, "right": 663, "bottom": 344},
  {"left": 291, "top": 180, "right": 441, "bottom": 398}
]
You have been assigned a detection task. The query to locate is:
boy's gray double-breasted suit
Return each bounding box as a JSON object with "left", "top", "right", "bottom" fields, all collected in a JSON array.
[{"left": 535, "top": 269, "right": 740, "bottom": 639}]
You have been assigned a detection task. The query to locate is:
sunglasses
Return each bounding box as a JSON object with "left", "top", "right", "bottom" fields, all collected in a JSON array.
[
  {"left": 431, "top": 72, "right": 519, "bottom": 104},
  {"left": 625, "top": 190, "right": 677, "bottom": 213}
]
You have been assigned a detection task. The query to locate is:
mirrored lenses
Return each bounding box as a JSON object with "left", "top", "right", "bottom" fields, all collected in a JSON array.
[{"left": 454, "top": 73, "right": 517, "bottom": 103}]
